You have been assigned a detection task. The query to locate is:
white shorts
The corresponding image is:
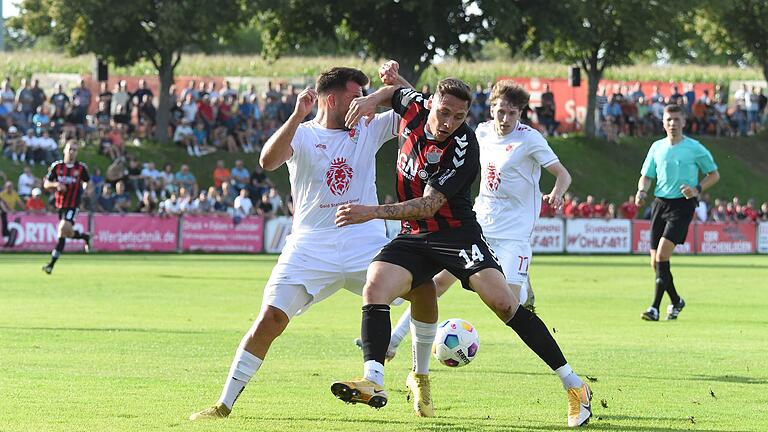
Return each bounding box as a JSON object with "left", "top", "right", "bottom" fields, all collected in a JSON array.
[
  {"left": 263, "top": 228, "right": 389, "bottom": 318},
  {"left": 486, "top": 237, "right": 532, "bottom": 287}
]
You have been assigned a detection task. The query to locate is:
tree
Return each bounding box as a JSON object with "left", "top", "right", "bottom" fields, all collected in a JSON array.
[
  {"left": 531, "top": 0, "right": 681, "bottom": 137},
  {"left": 256, "top": 0, "right": 488, "bottom": 85},
  {"left": 11, "top": 0, "right": 250, "bottom": 143},
  {"left": 696, "top": 0, "right": 768, "bottom": 83}
]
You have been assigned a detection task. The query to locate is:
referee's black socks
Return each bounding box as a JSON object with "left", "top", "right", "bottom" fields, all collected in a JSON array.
[
  {"left": 361, "top": 304, "right": 391, "bottom": 365},
  {"left": 506, "top": 305, "right": 567, "bottom": 371},
  {"left": 655, "top": 261, "right": 680, "bottom": 306}
]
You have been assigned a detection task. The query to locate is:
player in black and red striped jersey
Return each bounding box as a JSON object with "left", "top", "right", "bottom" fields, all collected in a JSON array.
[
  {"left": 42, "top": 140, "right": 91, "bottom": 274},
  {"left": 330, "top": 70, "right": 590, "bottom": 427}
]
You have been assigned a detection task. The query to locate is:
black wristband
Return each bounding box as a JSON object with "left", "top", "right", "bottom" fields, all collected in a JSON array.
[{"left": 695, "top": 184, "right": 702, "bottom": 194}]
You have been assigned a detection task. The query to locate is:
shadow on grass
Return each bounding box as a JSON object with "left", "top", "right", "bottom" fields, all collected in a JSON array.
[
  {"left": 156, "top": 273, "right": 255, "bottom": 281},
  {"left": 689, "top": 374, "right": 768, "bottom": 385},
  {"left": 0, "top": 325, "right": 207, "bottom": 335}
]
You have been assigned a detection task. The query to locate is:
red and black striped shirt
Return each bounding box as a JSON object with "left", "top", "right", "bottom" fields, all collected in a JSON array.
[
  {"left": 391, "top": 88, "right": 480, "bottom": 234},
  {"left": 46, "top": 160, "right": 90, "bottom": 209}
]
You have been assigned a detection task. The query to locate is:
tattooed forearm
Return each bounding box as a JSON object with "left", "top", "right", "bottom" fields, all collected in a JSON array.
[{"left": 372, "top": 190, "right": 447, "bottom": 220}]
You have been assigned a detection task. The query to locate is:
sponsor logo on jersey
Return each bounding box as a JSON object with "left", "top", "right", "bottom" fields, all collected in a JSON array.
[
  {"left": 425, "top": 145, "right": 443, "bottom": 164},
  {"left": 398, "top": 152, "right": 420, "bottom": 180},
  {"left": 325, "top": 158, "right": 354, "bottom": 196},
  {"left": 486, "top": 163, "right": 501, "bottom": 191},
  {"left": 315, "top": 143, "right": 327, "bottom": 150},
  {"left": 418, "top": 169, "right": 428, "bottom": 180},
  {"left": 438, "top": 169, "right": 456, "bottom": 186}
]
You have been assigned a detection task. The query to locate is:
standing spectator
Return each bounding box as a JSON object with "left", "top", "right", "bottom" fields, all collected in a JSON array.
[
  {"left": 181, "top": 80, "right": 198, "bottom": 102},
  {"left": 592, "top": 199, "right": 608, "bottom": 218},
  {"left": 759, "top": 202, "right": 768, "bottom": 221},
  {"left": 1, "top": 78, "right": 15, "bottom": 114},
  {"left": 175, "top": 164, "right": 198, "bottom": 196},
  {"left": 746, "top": 86, "right": 761, "bottom": 134},
  {"left": 139, "top": 94, "right": 157, "bottom": 137},
  {"left": 25, "top": 187, "right": 46, "bottom": 214},
  {"left": 267, "top": 187, "right": 283, "bottom": 215},
  {"left": 182, "top": 92, "right": 199, "bottom": 124},
  {"left": 72, "top": 79, "right": 92, "bottom": 113},
  {"left": 212, "top": 160, "right": 231, "bottom": 189},
  {"left": 17, "top": 166, "right": 39, "bottom": 199},
  {"left": 577, "top": 195, "right": 595, "bottom": 218},
  {"left": 602, "top": 95, "right": 623, "bottom": 142},
  {"left": 630, "top": 82, "right": 645, "bottom": 102},
  {"left": 98, "top": 81, "right": 113, "bottom": 113},
  {"left": 619, "top": 195, "right": 639, "bottom": 219},
  {"left": 126, "top": 157, "right": 145, "bottom": 198},
  {"left": 30, "top": 79, "right": 47, "bottom": 114},
  {"left": 220, "top": 80, "right": 237, "bottom": 100},
  {"left": 50, "top": 83, "right": 71, "bottom": 125},
  {"left": 16, "top": 78, "right": 35, "bottom": 121},
  {"left": 133, "top": 79, "right": 153, "bottom": 106},
  {"left": 111, "top": 81, "right": 132, "bottom": 126},
  {"left": 231, "top": 159, "right": 249, "bottom": 191},
  {"left": 538, "top": 83, "right": 558, "bottom": 136},
  {"left": 621, "top": 95, "right": 638, "bottom": 136},
  {"left": 694, "top": 193, "right": 710, "bottom": 222}
]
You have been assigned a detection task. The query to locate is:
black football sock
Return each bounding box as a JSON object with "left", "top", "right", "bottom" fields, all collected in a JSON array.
[
  {"left": 652, "top": 263, "right": 666, "bottom": 310},
  {"left": 49, "top": 237, "right": 66, "bottom": 266},
  {"left": 361, "top": 304, "right": 391, "bottom": 365},
  {"left": 658, "top": 261, "right": 680, "bottom": 304},
  {"left": 1, "top": 210, "right": 8, "bottom": 237},
  {"left": 72, "top": 230, "right": 86, "bottom": 240},
  {"left": 506, "top": 305, "right": 567, "bottom": 371}
]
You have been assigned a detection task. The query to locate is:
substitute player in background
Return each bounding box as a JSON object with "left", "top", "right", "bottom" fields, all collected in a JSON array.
[
  {"left": 377, "top": 79, "right": 573, "bottom": 362},
  {"left": 189, "top": 67, "right": 435, "bottom": 420},
  {"left": 42, "top": 140, "right": 90, "bottom": 274},
  {"left": 636, "top": 104, "right": 719, "bottom": 321},
  {"left": 332, "top": 78, "right": 591, "bottom": 427}
]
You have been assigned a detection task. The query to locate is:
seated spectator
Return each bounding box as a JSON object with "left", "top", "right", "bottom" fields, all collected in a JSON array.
[
  {"left": 160, "top": 193, "right": 181, "bottom": 216},
  {"left": 17, "top": 166, "right": 39, "bottom": 199},
  {"left": 5, "top": 126, "right": 27, "bottom": 164},
  {"left": 36, "top": 130, "right": 59, "bottom": 166},
  {"left": 113, "top": 181, "right": 132, "bottom": 213},
  {"left": 694, "top": 193, "right": 710, "bottom": 222},
  {"left": 759, "top": 202, "right": 768, "bottom": 221},
  {"left": 211, "top": 188, "right": 229, "bottom": 214},
  {"left": 90, "top": 167, "right": 105, "bottom": 195},
  {"left": 126, "top": 157, "right": 145, "bottom": 199},
  {"left": 31, "top": 105, "right": 51, "bottom": 136},
  {"left": 105, "top": 156, "right": 127, "bottom": 187},
  {"left": 21, "top": 129, "right": 40, "bottom": 165},
  {"left": 210, "top": 122, "right": 239, "bottom": 153},
  {"left": 80, "top": 182, "right": 96, "bottom": 212},
  {"left": 190, "top": 191, "right": 213, "bottom": 214},
  {"left": 25, "top": 187, "right": 46, "bottom": 214},
  {"left": 602, "top": 95, "right": 623, "bottom": 142},
  {"left": 619, "top": 195, "right": 639, "bottom": 219},
  {"left": 140, "top": 161, "right": 162, "bottom": 193},
  {"left": 606, "top": 203, "right": 618, "bottom": 219},
  {"left": 256, "top": 192, "right": 274, "bottom": 220},
  {"left": 220, "top": 181, "right": 237, "bottom": 208},
  {"left": 212, "top": 160, "right": 231, "bottom": 189},
  {"left": 577, "top": 195, "right": 595, "bottom": 218},
  {"left": 137, "top": 190, "right": 158, "bottom": 214},
  {"left": 174, "top": 120, "right": 198, "bottom": 156},
  {"left": 160, "top": 163, "right": 176, "bottom": 197},
  {"left": 231, "top": 159, "right": 250, "bottom": 190},
  {"left": 96, "top": 183, "right": 117, "bottom": 213},
  {"left": 592, "top": 199, "right": 608, "bottom": 218},
  {"left": 177, "top": 186, "right": 193, "bottom": 214},
  {"left": 0, "top": 181, "right": 24, "bottom": 211},
  {"left": 741, "top": 199, "right": 759, "bottom": 222},
  {"left": 233, "top": 188, "right": 253, "bottom": 220},
  {"left": 174, "top": 164, "right": 198, "bottom": 196},
  {"left": 565, "top": 197, "right": 580, "bottom": 218}
]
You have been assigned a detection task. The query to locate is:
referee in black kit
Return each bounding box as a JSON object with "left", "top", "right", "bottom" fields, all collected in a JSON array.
[{"left": 635, "top": 104, "right": 720, "bottom": 321}]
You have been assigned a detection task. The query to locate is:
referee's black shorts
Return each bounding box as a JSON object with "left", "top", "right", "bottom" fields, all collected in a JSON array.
[
  {"left": 650, "top": 197, "right": 696, "bottom": 249},
  {"left": 372, "top": 223, "right": 504, "bottom": 291}
]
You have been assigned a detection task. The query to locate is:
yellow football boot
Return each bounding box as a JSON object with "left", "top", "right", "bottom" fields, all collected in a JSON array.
[
  {"left": 331, "top": 378, "right": 388, "bottom": 408},
  {"left": 405, "top": 372, "right": 434, "bottom": 417},
  {"left": 188, "top": 402, "right": 231, "bottom": 421},
  {"left": 567, "top": 383, "right": 592, "bottom": 427}
]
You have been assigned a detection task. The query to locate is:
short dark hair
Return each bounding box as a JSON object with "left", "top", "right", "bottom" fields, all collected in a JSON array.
[
  {"left": 316, "top": 67, "right": 368, "bottom": 95},
  {"left": 435, "top": 78, "right": 472, "bottom": 107},
  {"left": 490, "top": 80, "right": 530, "bottom": 108},
  {"left": 664, "top": 104, "right": 686, "bottom": 117}
]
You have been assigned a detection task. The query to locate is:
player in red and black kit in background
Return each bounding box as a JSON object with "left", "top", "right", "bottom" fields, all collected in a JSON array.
[
  {"left": 331, "top": 76, "right": 591, "bottom": 427},
  {"left": 42, "top": 140, "right": 91, "bottom": 274}
]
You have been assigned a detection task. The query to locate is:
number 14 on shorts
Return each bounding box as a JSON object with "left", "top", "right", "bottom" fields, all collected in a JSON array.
[{"left": 458, "top": 244, "right": 486, "bottom": 269}]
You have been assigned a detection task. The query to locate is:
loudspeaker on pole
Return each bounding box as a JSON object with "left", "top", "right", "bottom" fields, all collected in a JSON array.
[{"left": 569, "top": 66, "right": 581, "bottom": 87}]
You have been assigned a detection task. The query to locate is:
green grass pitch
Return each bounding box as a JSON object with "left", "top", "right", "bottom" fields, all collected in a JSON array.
[{"left": 1, "top": 253, "right": 767, "bottom": 431}]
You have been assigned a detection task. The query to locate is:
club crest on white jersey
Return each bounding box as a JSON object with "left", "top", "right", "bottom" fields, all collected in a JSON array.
[
  {"left": 325, "top": 157, "right": 354, "bottom": 196},
  {"left": 486, "top": 162, "right": 501, "bottom": 191}
]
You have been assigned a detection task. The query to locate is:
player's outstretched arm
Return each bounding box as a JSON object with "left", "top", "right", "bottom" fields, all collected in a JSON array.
[
  {"left": 260, "top": 87, "right": 317, "bottom": 171},
  {"left": 335, "top": 186, "right": 447, "bottom": 226},
  {"left": 543, "top": 162, "right": 572, "bottom": 208},
  {"left": 344, "top": 85, "right": 401, "bottom": 129}
]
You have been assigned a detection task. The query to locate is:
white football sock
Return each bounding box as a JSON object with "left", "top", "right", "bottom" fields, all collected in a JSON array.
[
  {"left": 410, "top": 318, "right": 436, "bottom": 375},
  {"left": 389, "top": 308, "right": 412, "bottom": 353},
  {"left": 217, "top": 347, "right": 262, "bottom": 409},
  {"left": 555, "top": 363, "right": 584, "bottom": 390},
  {"left": 363, "top": 360, "right": 385, "bottom": 386}
]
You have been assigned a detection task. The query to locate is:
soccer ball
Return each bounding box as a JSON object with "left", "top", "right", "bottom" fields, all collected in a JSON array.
[{"left": 432, "top": 318, "right": 479, "bottom": 367}]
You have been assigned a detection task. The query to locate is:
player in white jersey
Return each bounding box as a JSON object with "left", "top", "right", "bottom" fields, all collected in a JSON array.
[
  {"left": 364, "top": 79, "right": 574, "bottom": 355},
  {"left": 190, "top": 67, "right": 413, "bottom": 420}
]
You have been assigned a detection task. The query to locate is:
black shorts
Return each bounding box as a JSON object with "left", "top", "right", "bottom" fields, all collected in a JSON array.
[
  {"left": 650, "top": 197, "right": 696, "bottom": 248},
  {"left": 373, "top": 224, "right": 504, "bottom": 291},
  {"left": 57, "top": 208, "right": 79, "bottom": 224}
]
